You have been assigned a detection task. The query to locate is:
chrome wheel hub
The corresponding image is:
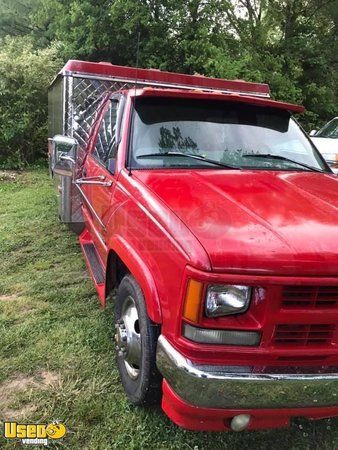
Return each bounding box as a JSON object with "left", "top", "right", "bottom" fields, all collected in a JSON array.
[{"left": 115, "top": 295, "right": 141, "bottom": 379}]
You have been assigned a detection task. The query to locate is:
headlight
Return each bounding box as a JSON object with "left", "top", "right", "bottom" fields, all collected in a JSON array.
[{"left": 205, "top": 285, "right": 251, "bottom": 317}]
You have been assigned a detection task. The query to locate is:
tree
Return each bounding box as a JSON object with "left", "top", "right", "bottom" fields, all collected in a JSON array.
[
  {"left": 0, "top": 36, "right": 63, "bottom": 167},
  {"left": 0, "top": 0, "right": 336, "bottom": 167},
  {"left": 0, "top": 0, "right": 43, "bottom": 38}
]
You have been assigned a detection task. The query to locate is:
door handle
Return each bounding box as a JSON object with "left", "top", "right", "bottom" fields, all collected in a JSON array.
[
  {"left": 75, "top": 175, "right": 112, "bottom": 187},
  {"left": 60, "top": 154, "right": 75, "bottom": 164},
  {"left": 79, "top": 175, "right": 105, "bottom": 181}
]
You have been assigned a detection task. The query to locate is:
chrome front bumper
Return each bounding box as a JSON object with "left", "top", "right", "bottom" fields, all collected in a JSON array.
[{"left": 156, "top": 335, "right": 338, "bottom": 409}]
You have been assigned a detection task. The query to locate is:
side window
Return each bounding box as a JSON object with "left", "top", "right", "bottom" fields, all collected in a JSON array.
[{"left": 92, "top": 100, "right": 118, "bottom": 169}]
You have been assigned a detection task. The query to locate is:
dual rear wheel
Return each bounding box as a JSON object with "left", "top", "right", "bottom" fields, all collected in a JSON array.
[{"left": 114, "top": 274, "right": 162, "bottom": 405}]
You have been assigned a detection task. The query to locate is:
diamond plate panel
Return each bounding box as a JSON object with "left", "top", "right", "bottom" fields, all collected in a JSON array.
[
  {"left": 65, "top": 76, "right": 134, "bottom": 148},
  {"left": 52, "top": 74, "right": 143, "bottom": 225}
]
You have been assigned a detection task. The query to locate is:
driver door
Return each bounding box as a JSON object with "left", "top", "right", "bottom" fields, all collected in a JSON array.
[{"left": 80, "top": 98, "right": 120, "bottom": 255}]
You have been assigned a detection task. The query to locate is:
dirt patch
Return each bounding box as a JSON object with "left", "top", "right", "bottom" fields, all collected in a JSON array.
[
  {"left": 0, "top": 374, "right": 38, "bottom": 393},
  {"left": 0, "top": 374, "right": 38, "bottom": 420},
  {"left": 0, "top": 371, "right": 62, "bottom": 421},
  {"left": 0, "top": 294, "right": 20, "bottom": 302},
  {"left": 19, "top": 305, "right": 35, "bottom": 315},
  {"left": 0, "top": 171, "right": 19, "bottom": 183},
  {"left": 40, "top": 371, "right": 61, "bottom": 387},
  {"left": 3, "top": 404, "right": 38, "bottom": 420}
]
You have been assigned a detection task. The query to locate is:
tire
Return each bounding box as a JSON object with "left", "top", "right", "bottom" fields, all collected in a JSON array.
[{"left": 114, "top": 274, "right": 162, "bottom": 406}]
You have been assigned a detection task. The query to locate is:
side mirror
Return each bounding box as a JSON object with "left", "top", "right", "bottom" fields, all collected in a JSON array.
[
  {"left": 309, "top": 129, "right": 317, "bottom": 136},
  {"left": 52, "top": 135, "right": 78, "bottom": 177}
]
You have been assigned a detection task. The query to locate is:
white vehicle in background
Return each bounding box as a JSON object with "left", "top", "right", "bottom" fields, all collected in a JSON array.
[{"left": 310, "top": 117, "right": 338, "bottom": 172}]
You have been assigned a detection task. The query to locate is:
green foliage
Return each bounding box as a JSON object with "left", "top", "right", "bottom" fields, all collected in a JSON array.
[
  {"left": 0, "top": 0, "right": 337, "bottom": 167},
  {"left": 0, "top": 0, "right": 42, "bottom": 39},
  {"left": 0, "top": 36, "right": 63, "bottom": 168}
]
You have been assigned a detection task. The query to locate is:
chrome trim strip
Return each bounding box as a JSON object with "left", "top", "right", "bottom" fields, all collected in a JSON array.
[
  {"left": 75, "top": 183, "right": 106, "bottom": 230},
  {"left": 62, "top": 76, "right": 67, "bottom": 135},
  {"left": 156, "top": 335, "right": 338, "bottom": 409}
]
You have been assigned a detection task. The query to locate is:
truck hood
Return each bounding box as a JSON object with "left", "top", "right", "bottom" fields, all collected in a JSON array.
[{"left": 134, "top": 169, "right": 338, "bottom": 276}]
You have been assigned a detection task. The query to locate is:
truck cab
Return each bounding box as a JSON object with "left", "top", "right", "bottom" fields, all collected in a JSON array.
[{"left": 49, "top": 60, "right": 338, "bottom": 432}]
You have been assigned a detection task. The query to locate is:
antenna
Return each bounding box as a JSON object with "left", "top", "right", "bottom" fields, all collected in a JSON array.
[
  {"left": 128, "top": 30, "right": 141, "bottom": 176},
  {"left": 134, "top": 30, "right": 141, "bottom": 94}
]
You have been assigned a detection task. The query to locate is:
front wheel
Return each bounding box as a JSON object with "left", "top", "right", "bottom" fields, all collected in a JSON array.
[{"left": 114, "top": 274, "right": 162, "bottom": 406}]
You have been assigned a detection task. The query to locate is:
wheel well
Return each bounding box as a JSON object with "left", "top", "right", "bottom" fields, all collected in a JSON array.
[
  {"left": 106, "top": 250, "right": 129, "bottom": 296},
  {"left": 105, "top": 249, "right": 162, "bottom": 323}
]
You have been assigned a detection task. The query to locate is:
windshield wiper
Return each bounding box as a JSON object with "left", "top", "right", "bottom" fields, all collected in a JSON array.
[
  {"left": 242, "top": 153, "right": 325, "bottom": 173},
  {"left": 137, "top": 151, "right": 240, "bottom": 169}
]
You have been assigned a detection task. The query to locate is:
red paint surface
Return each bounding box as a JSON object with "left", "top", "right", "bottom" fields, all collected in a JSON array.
[
  {"left": 162, "top": 380, "right": 338, "bottom": 431},
  {"left": 133, "top": 169, "right": 338, "bottom": 275},
  {"left": 67, "top": 76, "right": 338, "bottom": 430},
  {"left": 61, "top": 59, "right": 270, "bottom": 96}
]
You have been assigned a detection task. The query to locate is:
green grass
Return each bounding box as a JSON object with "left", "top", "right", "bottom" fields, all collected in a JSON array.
[{"left": 0, "top": 169, "right": 337, "bottom": 449}]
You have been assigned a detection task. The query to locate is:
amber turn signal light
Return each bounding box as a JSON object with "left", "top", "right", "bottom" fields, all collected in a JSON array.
[{"left": 183, "top": 279, "right": 204, "bottom": 323}]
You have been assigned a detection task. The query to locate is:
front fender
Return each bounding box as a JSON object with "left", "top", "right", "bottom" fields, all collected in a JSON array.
[{"left": 107, "top": 235, "right": 162, "bottom": 324}]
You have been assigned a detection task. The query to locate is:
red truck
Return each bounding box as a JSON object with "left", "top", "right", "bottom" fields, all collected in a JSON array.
[{"left": 48, "top": 60, "right": 338, "bottom": 432}]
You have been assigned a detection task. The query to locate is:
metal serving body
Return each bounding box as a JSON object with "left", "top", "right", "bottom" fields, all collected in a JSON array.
[
  {"left": 156, "top": 335, "right": 338, "bottom": 409},
  {"left": 48, "top": 73, "right": 132, "bottom": 142},
  {"left": 48, "top": 60, "right": 272, "bottom": 143},
  {"left": 47, "top": 60, "right": 271, "bottom": 225},
  {"left": 48, "top": 71, "right": 139, "bottom": 224}
]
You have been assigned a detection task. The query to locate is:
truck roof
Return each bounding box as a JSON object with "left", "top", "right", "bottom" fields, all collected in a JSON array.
[{"left": 57, "top": 59, "right": 271, "bottom": 98}]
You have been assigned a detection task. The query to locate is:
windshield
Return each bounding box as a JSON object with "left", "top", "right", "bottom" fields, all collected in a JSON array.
[
  {"left": 316, "top": 118, "right": 338, "bottom": 139},
  {"left": 130, "top": 97, "right": 328, "bottom": 171}
]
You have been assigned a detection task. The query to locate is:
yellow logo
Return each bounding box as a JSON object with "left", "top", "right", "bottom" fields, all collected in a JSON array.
[
  {"left": 45, "top": 422, "right": 66, "bottom": 439},
  {"left": 3, "top": 420, "right": 66, "bottom": 446}
]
